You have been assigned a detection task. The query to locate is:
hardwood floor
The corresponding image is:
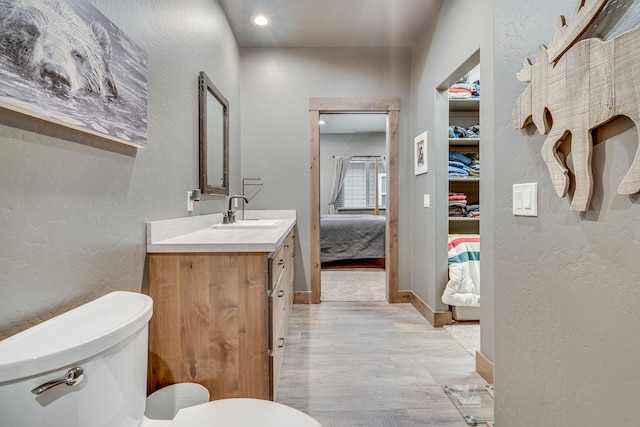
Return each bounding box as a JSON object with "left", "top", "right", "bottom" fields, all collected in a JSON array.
[{"left": 277, "top": 302, "right": 488, "bottom": 426}]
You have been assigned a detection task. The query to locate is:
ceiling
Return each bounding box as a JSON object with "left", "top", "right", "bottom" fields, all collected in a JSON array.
[{"left": 218, "top": 0, "right": 442, "bottom": 48}]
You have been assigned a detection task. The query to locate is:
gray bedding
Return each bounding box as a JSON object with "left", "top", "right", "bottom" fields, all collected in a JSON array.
[{"left": 320, "top": 214, "right": 386, "bottom": 263}]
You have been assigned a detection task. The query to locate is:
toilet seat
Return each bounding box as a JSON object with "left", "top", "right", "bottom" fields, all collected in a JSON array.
[{"left": 142, "top": 398, "right": 322, "bottom": 427}]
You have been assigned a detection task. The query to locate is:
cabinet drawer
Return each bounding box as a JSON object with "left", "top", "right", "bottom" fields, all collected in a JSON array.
[
  {"left": 271, "top": 279, "right": 287, "bottom": 344},
  {"left": 285, "top": 231, "right": 295, "bottom": 252},
  {"left": 269, "top": 244, "right": 286, "bottom": 289},
  {"left": 270, "top": 314, "right": 286, "bottom": 399}
]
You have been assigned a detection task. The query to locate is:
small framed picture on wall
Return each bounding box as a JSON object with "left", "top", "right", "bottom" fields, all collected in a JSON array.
[{"left": 414, "top": 131, "right": 428, "bottom": 175}]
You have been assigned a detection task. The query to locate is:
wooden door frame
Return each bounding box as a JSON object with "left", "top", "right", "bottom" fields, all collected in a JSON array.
[{"left": 310, "top": 97, "right": 400, "bottom": 304}]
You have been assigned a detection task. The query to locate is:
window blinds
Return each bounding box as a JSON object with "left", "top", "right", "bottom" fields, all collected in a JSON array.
[{"left": 336, "top": 159, "right": 386, "bottom": 210}]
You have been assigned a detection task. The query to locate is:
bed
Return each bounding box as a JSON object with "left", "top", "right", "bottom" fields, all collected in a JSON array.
[
  {"left": 320, "top": 214, "right": 386, "bottom": 263},
  {"left": 442, "top": 234, "right": 480, "bottom": 308}
]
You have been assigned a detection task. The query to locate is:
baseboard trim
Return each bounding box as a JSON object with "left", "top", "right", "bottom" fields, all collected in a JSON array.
[
  {"left": 476, "top": 350, "right": 494, "bottom": 384},
  {"left": 397, "top": 290, "right": 413, "bottom": 303},
  {"left": 297, "top": 289, "right": 454, "bottom": 330},
  {"left": 398, "top": 290, "right": 452, "bottom": 328},
  {"left": 294, "top": 291, "right": 312, "bottom": 304}
]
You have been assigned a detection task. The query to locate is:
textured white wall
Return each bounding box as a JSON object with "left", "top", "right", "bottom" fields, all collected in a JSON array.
[
  {"left": 0, "top": 0, "right": 240, "bottom": 339},
  {"left": 239, "top": 47, "right": 411, "bottom": 292},
  {"left": 495, "top": 0, "right": 640, "bottom": 425}
]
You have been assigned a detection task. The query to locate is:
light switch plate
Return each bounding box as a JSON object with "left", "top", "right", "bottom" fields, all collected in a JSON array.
[
  {"left": 513, "top": 183, "right": 537, "bottom": 216},
  {"left": 423, "top": 194, "right": 430, "bottom": 207}
]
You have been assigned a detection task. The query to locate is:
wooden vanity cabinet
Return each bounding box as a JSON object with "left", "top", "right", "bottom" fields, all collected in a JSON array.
[
  {"left": 147, "top": 228, "right": 295, "bottom": 401},
  {"left": 268, "top": 229, "right": 294, "bottom": 397}
]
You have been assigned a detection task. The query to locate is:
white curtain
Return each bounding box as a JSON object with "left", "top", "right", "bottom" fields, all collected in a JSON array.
[{"left": 328, "top": 156, "right": 350, "bottom": 214}]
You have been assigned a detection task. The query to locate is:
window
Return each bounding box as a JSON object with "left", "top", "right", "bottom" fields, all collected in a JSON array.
[
  {"left": 337, "top": 158, "right": 386, "bottom": 210},
  {"left": 378, "top": 172, "right": 387, "bottom": 207}
]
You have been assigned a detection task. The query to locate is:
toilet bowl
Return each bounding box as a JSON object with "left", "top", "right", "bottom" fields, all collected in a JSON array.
[{"left": 0, "top": 291, "right": 321, "bottom": 427}]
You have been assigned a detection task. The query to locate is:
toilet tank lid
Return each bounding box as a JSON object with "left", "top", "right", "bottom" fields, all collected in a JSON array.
[{"left": 0, "top": 291, "right": 153, "bottom": 383}]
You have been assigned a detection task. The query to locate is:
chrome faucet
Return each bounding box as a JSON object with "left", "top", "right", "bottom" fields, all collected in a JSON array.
[{"left": 226, "top": 195, "right": 248, "bottom": 223}]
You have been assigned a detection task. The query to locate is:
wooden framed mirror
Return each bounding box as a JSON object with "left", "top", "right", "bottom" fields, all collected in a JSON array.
[{"left": 199, "top": 71, "right": 229, "bottom": 195}]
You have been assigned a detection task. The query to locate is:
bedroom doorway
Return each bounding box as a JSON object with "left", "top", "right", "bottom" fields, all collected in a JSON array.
[
  {"left": 309, "top": 97, "right": 399, "bottom": 304},
  {"left": 319, "top": 114, "right": 387, "bottom": 302}
]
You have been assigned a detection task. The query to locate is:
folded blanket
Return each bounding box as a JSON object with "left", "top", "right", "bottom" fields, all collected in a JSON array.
[
  {"left": 451, "top": 82, "right": 476, "bottom": 92},
  {"left": 449, "top": 160, "right": 469, "bottom": 170},
  {"left": 469, "top": 160, "right": 480, "bottom": 176},
  {"left": 449, "top": 151, "right": 473, "bottom": 166},
  {"left": 448, "top": 206, "right": 465, "bottom": 217},
  {"left": 448, "top": 88, "right": 472, "bottom": 99},
  {"left": 449, "top": 161, "right": 470, "bottom": 178},
  {"left": 442, "top": 235, "right": 480, "bottom": 307},
  {"left": 449, "top": 126, "right": 468, "bottom": 138},
  {"left": 449, "top": 125, "right": 480, "bottom": 138}
]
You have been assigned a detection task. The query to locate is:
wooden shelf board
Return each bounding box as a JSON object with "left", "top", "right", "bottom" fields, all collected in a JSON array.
[
  {"left": 449, "top": 177, "right": 480, "bottom": 182},
  {"left": 448, "top": 98, "right": 480, "bottom": 112},
  {"left": 449, "top": 138, "right": 480, "bottom": 146}
]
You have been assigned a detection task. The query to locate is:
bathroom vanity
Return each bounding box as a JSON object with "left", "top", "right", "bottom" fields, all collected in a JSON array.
[{"left": 145, "top": 211, "right": 296, "bottom": 401}]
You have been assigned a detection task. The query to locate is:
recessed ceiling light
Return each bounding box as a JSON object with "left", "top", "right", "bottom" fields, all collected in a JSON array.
[{"left": 251, "top": 15, "right": 270, "bottom": 26}]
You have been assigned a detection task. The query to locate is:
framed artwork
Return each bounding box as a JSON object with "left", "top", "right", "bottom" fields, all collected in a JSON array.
[
  {"left": 0, "top": 0, "right": 148, "bottom": 148},
  {"left": 414, "top": 131, "right": 428, "bottom": 175}
]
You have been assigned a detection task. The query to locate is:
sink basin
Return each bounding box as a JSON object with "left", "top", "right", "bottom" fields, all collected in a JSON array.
[{"left": 212, "top": 219, "right": 284, "bottom": 229}]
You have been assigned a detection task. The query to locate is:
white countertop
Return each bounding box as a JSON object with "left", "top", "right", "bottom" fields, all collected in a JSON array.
[{"left": 146, "top": 210, "right": 296, "bottom": 253}]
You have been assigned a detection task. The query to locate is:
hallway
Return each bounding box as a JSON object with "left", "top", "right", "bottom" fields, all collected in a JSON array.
[{"left": 277, "top": 302, "right": 488, "bottom": 426}]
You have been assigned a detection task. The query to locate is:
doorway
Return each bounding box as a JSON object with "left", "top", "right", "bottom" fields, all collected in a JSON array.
[
  {"left": 319, "top": 113, "right": 387, "bottom": 302},
  {"left": 436, "top": 55, "right": 484, "bottom": 376},
  {"left": 309, "top": 97, "right": 399, "bottom": 304}
]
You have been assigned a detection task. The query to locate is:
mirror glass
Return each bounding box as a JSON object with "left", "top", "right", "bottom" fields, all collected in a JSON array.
[{"left": 199, "top": 71, "right": 229, "bottom": 195}]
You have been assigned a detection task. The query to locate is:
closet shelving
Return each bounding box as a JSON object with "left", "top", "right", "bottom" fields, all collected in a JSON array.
[
  {"left": 448, "top": 96, "right": 480, "bottom": 234},
  {"left": 444, "top": 66, "right": 481, "bottom": 323}
]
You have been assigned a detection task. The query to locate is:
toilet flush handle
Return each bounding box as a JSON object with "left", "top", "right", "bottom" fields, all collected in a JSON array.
[{"left": 31, "top": 367, "right": 85, "bottom": 395}]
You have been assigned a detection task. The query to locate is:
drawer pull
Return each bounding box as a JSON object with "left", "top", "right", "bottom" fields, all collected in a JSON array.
[
  {"left": 278, "top": 337, "right": 285, "bottom": 348},
  {"left": 278, "top": 289, "right": 285, "bottom": 297},
  {"left": 278, "top": 259, "right": 285, "bottom": 266}
]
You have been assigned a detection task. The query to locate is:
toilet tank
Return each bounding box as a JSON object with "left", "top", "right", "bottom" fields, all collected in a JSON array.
[{"left": 0, "top": 291, "right": 153, "bottom": 427}]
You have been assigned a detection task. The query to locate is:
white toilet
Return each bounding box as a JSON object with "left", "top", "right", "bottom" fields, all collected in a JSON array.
[{"left": 0, "top": 291, "right": 322, "bottom": 427}]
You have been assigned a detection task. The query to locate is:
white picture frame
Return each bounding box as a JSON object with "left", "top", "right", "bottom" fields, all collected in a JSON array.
[{"left": 414, "top": 131, "right": 428, "bottom": 175}]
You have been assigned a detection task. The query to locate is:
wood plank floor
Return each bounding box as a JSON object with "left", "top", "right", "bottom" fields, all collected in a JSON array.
[{"left": 277, "top": 302, "right": 487, "bottom": 426}]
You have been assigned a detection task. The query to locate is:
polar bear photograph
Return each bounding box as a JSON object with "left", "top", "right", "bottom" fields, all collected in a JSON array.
[{"left": 0, "top": 0, "right": 148, "bottom": 146}]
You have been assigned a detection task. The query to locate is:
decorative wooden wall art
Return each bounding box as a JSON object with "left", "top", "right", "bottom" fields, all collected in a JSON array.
[{"left": 512, "top": 0, "right": 640, "bottom": 211}]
